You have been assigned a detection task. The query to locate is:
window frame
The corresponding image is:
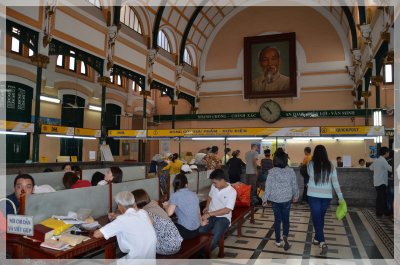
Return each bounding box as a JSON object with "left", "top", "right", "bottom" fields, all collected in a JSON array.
[
  {"left": 157, "top": 30, "right": 171, "bottom": 53},
  {"left": 120, "top": 5, "right": 142, "bottom": 34},
  {"left": 383, "top": 63, "right": 394, "bottom": 84}
]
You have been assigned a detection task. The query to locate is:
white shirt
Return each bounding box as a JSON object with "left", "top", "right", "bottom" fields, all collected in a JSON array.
[
  {"left": 208, "top": 184, "right": 237, "bottom": 224},
  {"left": 221, "top": 154, "right": 230, "bottom": 165},
  {"left": 100, "top": 208, "right": 157, "bottom": 259},
  {"left": 369, "top": 156, "right": 392, "bottom": 187}
]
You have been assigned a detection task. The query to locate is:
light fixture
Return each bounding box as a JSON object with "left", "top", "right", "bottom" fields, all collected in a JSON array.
[
  {"left": 286, "top": 137, "right": 334, "bottom": 143},
  {"left": 335, "top": 137, "right": 374, "bottom": 141},
  {"left": 40, "top": 95, "right": 60, "bottom": 104},
  {"left": 0, "top": 131, "right": 27, "bottom": 135},
  {"left": 373, "top": 110, "right": 382, "bottom": 126},
  {"left": 88, "top": 105, "right": 102, "bottom": 112},
  {"left": 374, "top": 136, "right": 383, "bottom": 143},
  {"left": 73, "top": 136, "right": 96, "bottom": 140},
  {"left": 45, "top": 134, "right": 74, "bottom": 138},
  {"left": 227, "top": 137, "right": 263, "bottom": 141},
  {"left": 191, "top": 137, "right": 225, "bottom": 141}
]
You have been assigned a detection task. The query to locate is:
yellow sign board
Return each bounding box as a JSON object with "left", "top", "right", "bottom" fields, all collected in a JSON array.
[
  {"left": 0, "top": 120, "right": 34, "bottom": 132},
  {"left": 41, "top": 125, "right": 74, "bottom": 135},
  {"left": 320, "top": 126, "right": 385, "bottom": 136},
  {"left": 147, "top": 127, "right": 320, "bottom": 137},
  {"left": 108, "top": 130, "right": 147, "bottom": 137},
  {"left": 75, "top": 128, "right": 101, "bottom": 137}
]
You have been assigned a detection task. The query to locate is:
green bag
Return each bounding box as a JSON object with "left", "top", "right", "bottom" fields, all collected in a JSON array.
[{"left": 336, "top": 200, "right": 347, "bottom": 220}]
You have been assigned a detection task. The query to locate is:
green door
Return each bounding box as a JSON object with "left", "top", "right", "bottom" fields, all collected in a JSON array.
[{"left": 3, "top": 82, "right": 33, "bottom": 163}]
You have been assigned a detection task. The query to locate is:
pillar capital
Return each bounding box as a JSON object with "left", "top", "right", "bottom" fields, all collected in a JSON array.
[
  {"left": 371, "top": 76, "right": 384, "bottom": 86},
  {"left": 31, "top": 54, "right": 50, "bottom": 68},
  {"left": 140, "top": 90, "right": 151, "bottom": 97},
  {"left": 169, "top": 100, "right": 179, "bottom": 106},
  {"left": 97, "top": 76, "right": 111, "bottom": 86}
]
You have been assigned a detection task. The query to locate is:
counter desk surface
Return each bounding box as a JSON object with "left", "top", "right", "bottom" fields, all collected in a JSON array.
[{"left": 6, "top": 215, "right": 116, "bottom": 259}]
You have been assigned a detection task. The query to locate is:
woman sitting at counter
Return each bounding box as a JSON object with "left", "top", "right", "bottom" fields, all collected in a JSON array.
[
  {"left": 97, "top": 166, "right": 123, "bottom": 185},
  {"left": 132, "top": 189, "right": 183, "bottom": 255},
  {"left": 63, "top": 172, "right": 91, "bottom": 189},
  {"left": 163, "top": 173, "right": 201, "bottom": 240}
]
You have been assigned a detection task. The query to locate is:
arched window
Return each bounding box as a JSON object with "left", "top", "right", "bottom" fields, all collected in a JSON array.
[
  {"left": 87, "top": 0, "right": 101, "bottom": 8},
  {"left": 157, "top": 30, "right": 171, "bottom": 53},
  {"left": 56, "top": 51, "right": 89, "bottom": 76},
  {"left": 183, "top": 47, "right": 192, "bottom": 66},
  {"left": 120, "top": 5, "right": 142, "bottom": 34}
]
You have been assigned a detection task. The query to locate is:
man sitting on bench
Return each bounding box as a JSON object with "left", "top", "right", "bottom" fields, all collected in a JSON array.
[{"left": 199, "top": 169, "right": 237, "bottom": 251}]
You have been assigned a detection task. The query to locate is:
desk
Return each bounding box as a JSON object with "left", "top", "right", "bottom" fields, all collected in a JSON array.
[{"left": 6, "top": 216, "right": 116, "bottom": 259}]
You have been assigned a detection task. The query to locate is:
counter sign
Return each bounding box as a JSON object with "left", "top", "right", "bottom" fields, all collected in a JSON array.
[{"left": 7, "top": 215, "right": 34, "bottom": 236}]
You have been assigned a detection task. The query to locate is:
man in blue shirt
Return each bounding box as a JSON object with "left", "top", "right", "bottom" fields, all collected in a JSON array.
[{"left": 5, "top": 174, "right": 35, "bottom": 215}]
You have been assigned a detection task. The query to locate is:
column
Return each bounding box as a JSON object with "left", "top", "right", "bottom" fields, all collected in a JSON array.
[
  {"left": 97, "top": 76, "right": 110, "bottom": 144},
  {"left": 31, "top": 54, "right": 49, "bottom": 162}
]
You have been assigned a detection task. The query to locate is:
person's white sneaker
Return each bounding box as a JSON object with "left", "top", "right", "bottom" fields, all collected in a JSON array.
[{"left": 275, "top": 242, "right": 283, "bottom": 248}]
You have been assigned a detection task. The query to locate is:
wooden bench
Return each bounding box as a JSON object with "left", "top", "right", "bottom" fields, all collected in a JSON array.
[
  {"left": 156, "top": 234, "right": 211, "bottom": 259},
  {"left": 218, "top": 205, "right": 255, "bottom": 258}
]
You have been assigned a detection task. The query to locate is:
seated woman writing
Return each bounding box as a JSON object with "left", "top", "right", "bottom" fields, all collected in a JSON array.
[{"left": 163, "top": 173, "right": 202, "bottom": 240}]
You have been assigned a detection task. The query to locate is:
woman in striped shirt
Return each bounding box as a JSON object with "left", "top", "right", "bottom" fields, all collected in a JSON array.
[{"left": 307, "top": 145, "right": 344, "bottom": 255}]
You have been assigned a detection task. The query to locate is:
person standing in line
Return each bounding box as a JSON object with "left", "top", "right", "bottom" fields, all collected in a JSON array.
[
  {"left": 203, "top": 146, "right": 221, "bottom": 179},
  {"left": 369, "top": 147, "right": 392, "bottom": 217},
  {"left": 244, "top": 144, "right": 260, "bottom": 199},
  {"left": 260, "top": 149, "right": 273, "bottom": 184},
  {"left": 221, "top": 148, "right": 232, "bottom": 166},
  {"left": 300, "top": 147, "right": 312, "bottom": 204},
  {"left": 263, "top": 149, "right": 299, "bottom": 251},
  {"left": 307, "top": 145, "right": 344, "bottom": 255},
  {"left": 162, "top": 153, "right": 184, "bottom": 175},
  {"left": 226, "top": 150, "right": 246, "bottom": 184}
]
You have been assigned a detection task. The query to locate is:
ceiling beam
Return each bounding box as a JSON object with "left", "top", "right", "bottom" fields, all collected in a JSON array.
[
  {"left": 152, "top": 4, "right": 166, "bottom": 49},
  {"left": 341, "top": 6, "right": 358, "bottom": 49},
  {"left": 179, "top": 6, "right": 203, "bottom": 65}
]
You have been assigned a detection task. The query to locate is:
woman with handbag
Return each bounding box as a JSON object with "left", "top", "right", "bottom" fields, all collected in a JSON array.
[{"left": 307, "top": 145, "right": 344, "bottom": 255}]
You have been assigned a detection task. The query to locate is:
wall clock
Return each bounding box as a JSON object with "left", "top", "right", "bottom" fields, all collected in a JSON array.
[{"left": 259, "top": 100, "right": 281, "bottom": 123}]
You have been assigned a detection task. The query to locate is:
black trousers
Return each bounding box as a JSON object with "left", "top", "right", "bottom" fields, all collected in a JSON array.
[
  {"left": 175, "top": 222, "right": 199, "bottom": 240},
  {"left": 375, "top": 184, "right": 388, "bottom": 216}
]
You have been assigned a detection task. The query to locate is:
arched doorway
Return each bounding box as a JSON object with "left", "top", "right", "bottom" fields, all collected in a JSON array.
[{"left": 60, "top": 94, "right": 85, "bottom": 161}]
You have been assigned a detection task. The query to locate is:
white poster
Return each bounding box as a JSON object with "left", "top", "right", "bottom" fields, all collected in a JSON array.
[{"left": 343, "top": 155, "right": 352, "bottom": 167}]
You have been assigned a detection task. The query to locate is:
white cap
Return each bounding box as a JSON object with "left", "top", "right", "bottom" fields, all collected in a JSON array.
[
  {"left": 181, "top": 164, "right": 192, "bottom": 173},
  {"left": 189, "top": 165, "right": 198, "bottom": 170},
  {"left": 189, "top": 159, "right": 196, "bottom": 165}
]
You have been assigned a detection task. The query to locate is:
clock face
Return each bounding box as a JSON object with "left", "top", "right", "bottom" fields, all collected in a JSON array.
[{"left": 259, "top": 100, "right": 281, "bottom": 123}]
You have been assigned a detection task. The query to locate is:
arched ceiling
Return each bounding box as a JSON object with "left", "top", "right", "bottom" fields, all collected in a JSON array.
[{"left": 141, "top": 3, "right": 367, "bottom": 69}]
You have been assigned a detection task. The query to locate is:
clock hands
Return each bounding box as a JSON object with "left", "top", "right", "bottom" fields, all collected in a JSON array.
[{"left": 263, "top": 106, "right": 273, "bottom": 114}]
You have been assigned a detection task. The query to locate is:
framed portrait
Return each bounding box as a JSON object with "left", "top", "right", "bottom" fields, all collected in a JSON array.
[{"left": 244, "top": 32, "right": 297, "bottom": 99}]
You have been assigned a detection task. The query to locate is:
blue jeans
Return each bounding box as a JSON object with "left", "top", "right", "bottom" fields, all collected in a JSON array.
[
  {"left": 272, "top": 201, "right": 291, "bottom": 243},
  {"left": 199, "top": 216, "right": 230, "bottom": 250},
  {"left": 308, "top": 196, "right": 331, "bottom": 243}
]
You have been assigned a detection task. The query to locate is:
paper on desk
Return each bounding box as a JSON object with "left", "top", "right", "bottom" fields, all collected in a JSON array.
[
  {"left": 80, "top": 221, "right": 100, "bottom": 230},
  {"left": 51, "top": 215, "right": 85, "bottom": 225}
]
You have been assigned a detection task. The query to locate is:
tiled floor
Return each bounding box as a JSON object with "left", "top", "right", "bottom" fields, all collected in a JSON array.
[{"left": 211, "top": 204, "right": 394, "bottom": 260}]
